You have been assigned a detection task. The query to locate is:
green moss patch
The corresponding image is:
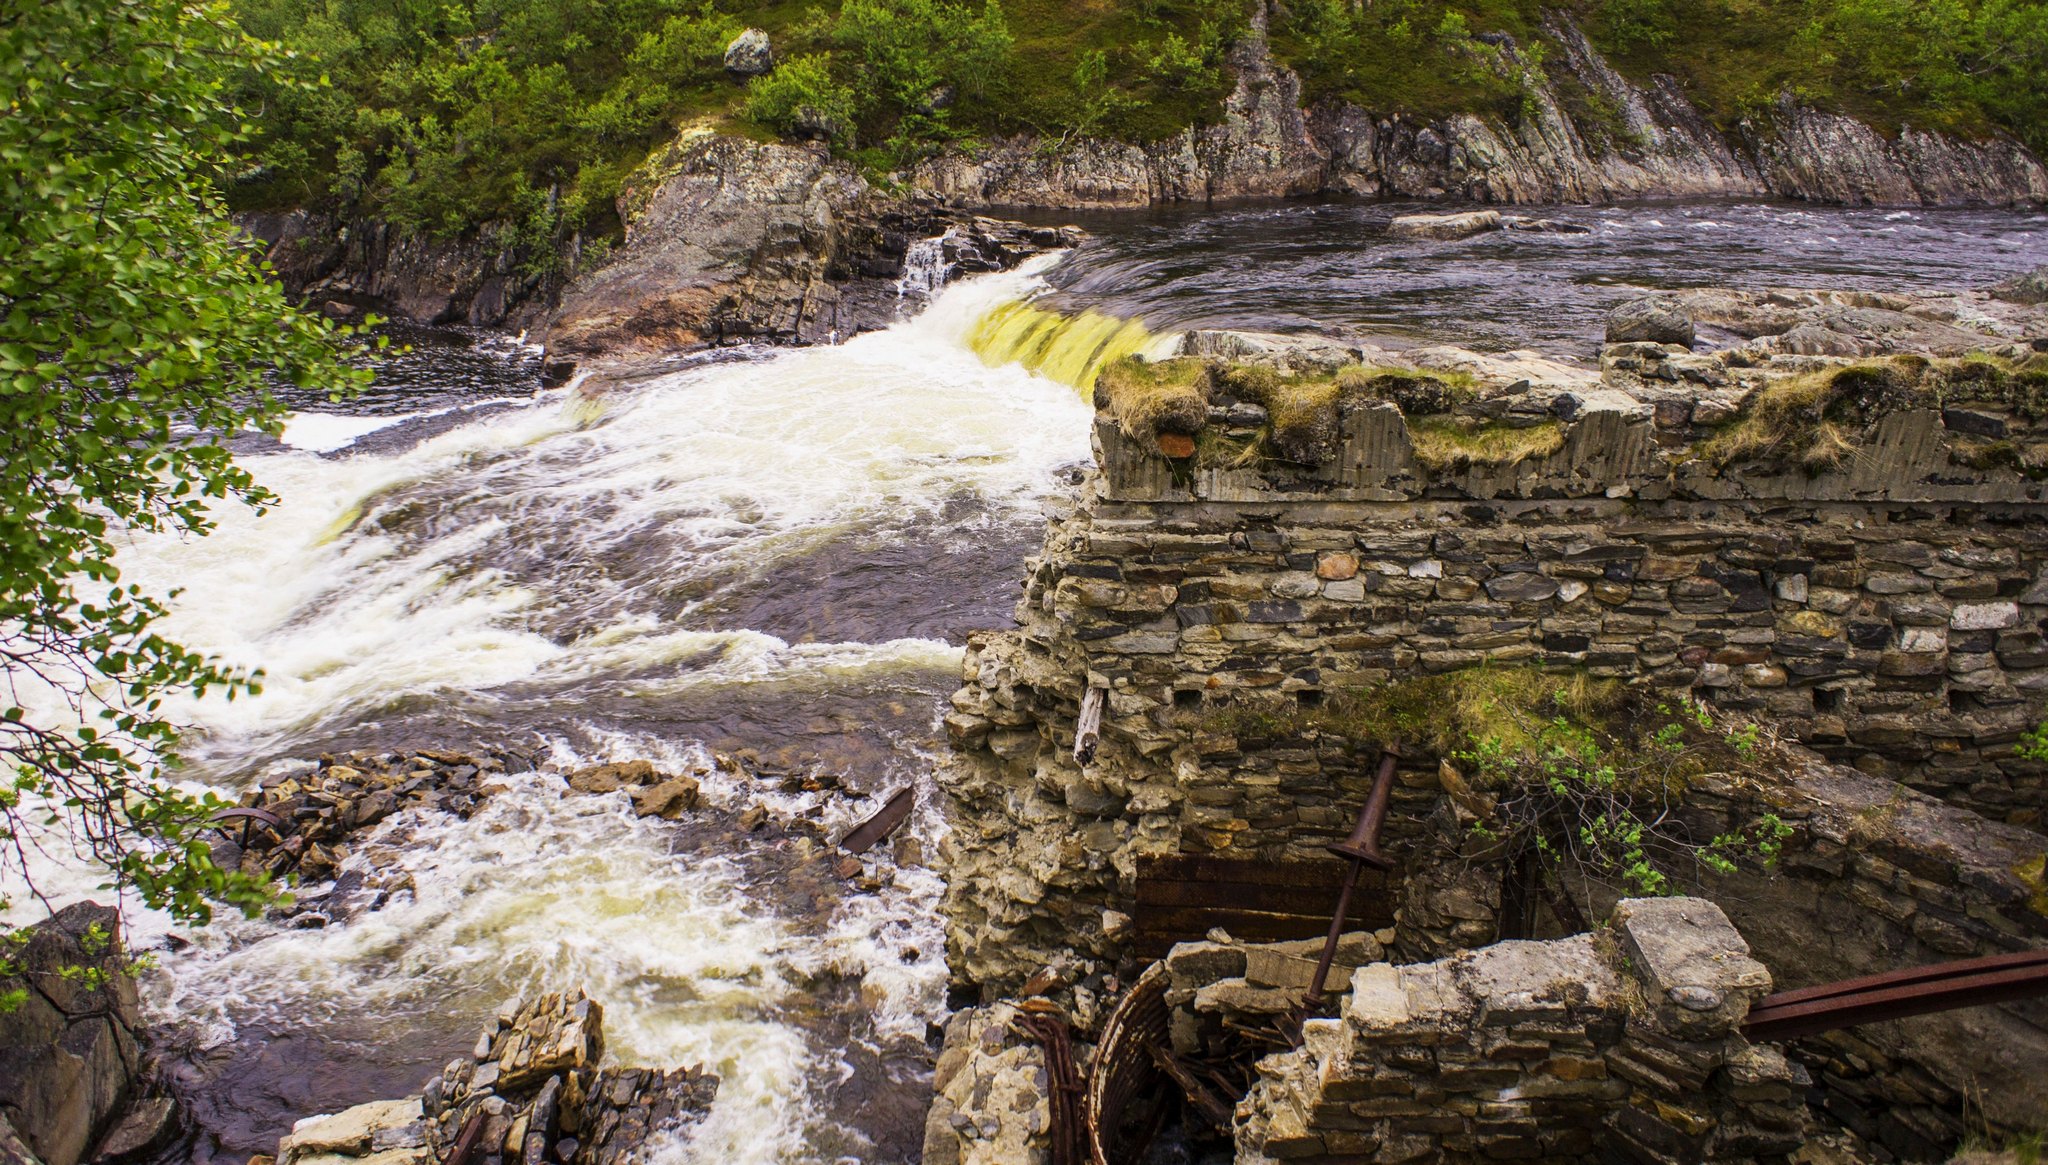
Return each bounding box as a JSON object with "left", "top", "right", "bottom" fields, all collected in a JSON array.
[
  {"left": 1408, "top": 416, "right": 1565, "bottom": 471},
  {"left": 1700, "top": 355, "right": 2048, "bottom": 473},
  {"left": 1095, "top": 355, "right": 1212, "bottom": 439}
]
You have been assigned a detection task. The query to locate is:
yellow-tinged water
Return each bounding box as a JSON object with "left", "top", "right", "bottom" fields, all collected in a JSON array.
[{"left": 966, "top": 300, "right": 1161, "bottom": 393}]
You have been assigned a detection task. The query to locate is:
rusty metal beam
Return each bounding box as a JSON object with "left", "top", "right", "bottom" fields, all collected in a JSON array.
[
  {"left": 1302, "top": 747, "right": 1401, "bottom": 1013},
  {"left": 1015, "top": 1002, "right": 1086, "bottom": 1165},
  {"left": 1742, "top": 949, "right": 2048, "bottom": 1043},
  {"left": 442, "top": 1109, "right": 488, "bottom": 1165},
  {"left": 836, "top": 786, "right": 914, "bottom": 854}
]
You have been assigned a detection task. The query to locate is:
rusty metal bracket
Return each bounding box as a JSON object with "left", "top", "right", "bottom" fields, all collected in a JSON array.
[
  {"left": 1301, "top": 746, "right": 1401, "bottom": 1015},
  {"left": 1013, "top": 1001, "right": 1087, "bottom": 1165},
  {"left": 1742, "top": 949, "right": 2048, "bottom": 1043},
  {"left": 208, "top": 806, "right": 288, "bottom": 850},
  {"left": 836, "top": 787, "right": 914, "bottom": 854},
  {"left": 1144, "top": 1044, "right": 1233, "bottom": 1133},
  {"left": 442, "top": 1108, "right": 488, "bottom": 1165}
]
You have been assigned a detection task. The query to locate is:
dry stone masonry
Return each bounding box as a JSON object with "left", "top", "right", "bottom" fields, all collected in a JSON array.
[
  {"left": 1236, "top": 899, "right": 1805, "bottom": 1165},
  {"left": 938, "top": 282, "right": 2048, "bottom": 1158}
]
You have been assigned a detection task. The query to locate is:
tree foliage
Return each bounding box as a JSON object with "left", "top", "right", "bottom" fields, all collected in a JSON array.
[{"left": 0, "top": 0, "right": 369, "bottom": 950}]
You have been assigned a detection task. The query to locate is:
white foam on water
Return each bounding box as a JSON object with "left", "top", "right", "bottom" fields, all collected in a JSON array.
[
  {"left": 279, "top": 411, "right": 417, "bottom": 452},
  {"left": 99, "top": 258, "right": 1089, "bottom": 769},
  {"left": 150, "top": 772, "right": 854, "bottom": 1165},
  {"left": 11, "top": 259, "right": 1084, "bottom": 1163}
]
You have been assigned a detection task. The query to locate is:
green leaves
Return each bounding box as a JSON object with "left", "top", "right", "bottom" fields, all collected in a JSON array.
[{"left": 2, "top": 0, "right": 366, "bottom": 929}]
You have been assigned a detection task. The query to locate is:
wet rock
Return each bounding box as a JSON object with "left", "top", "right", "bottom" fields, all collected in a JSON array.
[
  {"left": 1777, "top": 323, "right": 1868, "bottom": 357},
  {"left": 628, "top": 776, "right": 700, "bottom": 819},
  {"left": 0, "top": 903, "right": 144, "bottom": 1165},
  {"left": 722, "top": 28, "right": 772, "bottom": 77},
  {"left": 546, "top": 129, "right": 1078, "bottom": 361},
  {"left": 1501, "top": 215, "right": 1591, "bottom": 233},
  {"left": 225, "top": 748, "right": 526, "bottom": 904},
  {"left": 289, "top": 990, "right": 719, "bottom": 1165},
  {"left": 565, "top": 760, "right": 657, "bottom": 794},
  {"left": 1990, "top": 265, "right": 2048, "bottom": 305},
  {"left": 278, "top": 1099, "right": 424, "bottom": 1165},
  {"left": 1606, "top": 296, "right": 1695, "bottom": 347},
  {"left": 1386, "top": 210, "right": 1502, "bottom": 241},
  {"left": 90, "top": 1097, "right": 178, "bottom": 1162}
]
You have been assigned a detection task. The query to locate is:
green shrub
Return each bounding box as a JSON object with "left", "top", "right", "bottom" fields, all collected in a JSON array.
[
  {"left": 743, "top": 54, "right": 858, "bottom": 144},
  {"left": 1598, "top": 0, "right": 1676, "bottom": 51}
]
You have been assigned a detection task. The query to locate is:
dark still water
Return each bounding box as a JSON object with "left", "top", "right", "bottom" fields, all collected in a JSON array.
[{"left": 1041, "top": 199, "right": 2045, "bottom": 353}]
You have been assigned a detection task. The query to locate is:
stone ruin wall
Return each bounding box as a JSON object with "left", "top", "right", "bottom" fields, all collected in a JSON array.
[
  {"left": 937, "top": 369, "right": 2048, "bottom": 1151},
  {"left": 1237, "top": 898, "right": 1805, "bottom": 1165}
]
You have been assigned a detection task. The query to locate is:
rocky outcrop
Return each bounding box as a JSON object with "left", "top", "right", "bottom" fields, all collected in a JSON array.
[
  {"left": 913, "top": 15, "right": 1324, "bottom": 208},
  {"left": 269, "top": 990, "right": 715, "bottom": 1165},
  {"left": 544, "top": 128, "right": 1080, "bottom": 363},
  {"left": 241, "top": 211, "right": 551, "bottom": 330},
  {"left": 915, "top": 12, "right": 2043, "bottom": 210},
  {"left": 0, "top": 904, "right": 150, "bottom": 1165},
  {"left": 217, "top": 747, "right": 535, "bottom": 891}
]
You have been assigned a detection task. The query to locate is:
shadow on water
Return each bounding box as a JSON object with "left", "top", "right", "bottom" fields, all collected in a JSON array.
[{"left": 1030, "top": 199, "right": 2045, "bottom": 353}]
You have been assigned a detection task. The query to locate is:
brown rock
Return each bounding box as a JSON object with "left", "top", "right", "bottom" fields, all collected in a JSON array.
[
  {"left": 1156, "top": 432, "right": 1196, "bottom": 459},
  {"left": 1316, "top": 552, "right": 1360, "bottom": 581},
  {"left": 629, "top": 777, "right": 700, "bottom": 819},
  {"left": 567, "top": 760, "right": 658, "bottom": 795}
]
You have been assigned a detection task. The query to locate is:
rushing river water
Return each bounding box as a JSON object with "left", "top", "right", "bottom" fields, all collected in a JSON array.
[{"left": 4, "top": 199, "right": 2042, "bottom": 1165}]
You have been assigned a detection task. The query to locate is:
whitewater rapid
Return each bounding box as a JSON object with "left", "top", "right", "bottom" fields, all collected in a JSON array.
[{"left": 6, "top": 256, "right": 1098, "bottom": 1165}]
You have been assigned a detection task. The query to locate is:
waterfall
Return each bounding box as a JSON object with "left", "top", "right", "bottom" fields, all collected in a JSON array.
[
  {"left": 895, "top": 229, "right": 955, "bottom": 301},
  {"left": 966, "top": 300, "right": 1174, "bottom": 393},
  {"left": 6, "top": 257, "right": 1098, "bottom": 1165}
]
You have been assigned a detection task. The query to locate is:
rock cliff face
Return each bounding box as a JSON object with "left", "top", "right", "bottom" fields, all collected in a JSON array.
[
  {"left": 917, "top": 12, "right": 2045, "bottom": 209},
  {"left": 542, "top": 130, "right": 1082, "bottom": 364},
  {"left": 0, "top": 904, "right": 148, "bottom": 1165},
  {"left": 248, "top": 12, "right": 2041, "bottom": 339},
  {"left": 240, "top": 210, "right": 549, "bottom": 331}
]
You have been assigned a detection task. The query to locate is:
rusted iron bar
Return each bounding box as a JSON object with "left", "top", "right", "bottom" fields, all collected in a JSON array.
[
  {"left": 1085, "top": 966, "right": 1171, "bottom": 1165},
  {"left": 209, "top": 806, "right": 287, "bottom": 849},
  {"left": 1742, "top": 949, "right": 2048, "bottom": 1043},
  {"left": 1144, "top": 1043, "right": 1235, "bottom": 1133},
  {"left": 442, "top": 1108, "right": 488, "bottom": 1165},
  {"left": 1301, "top": 747, "right": 1401, "bottom": 1013},
  {"left": 836, "top": 786, "right": 914, "bottom": 854},
  {"left": 1014, "top": 1001, "right": 1087, "bottom": 1165}
]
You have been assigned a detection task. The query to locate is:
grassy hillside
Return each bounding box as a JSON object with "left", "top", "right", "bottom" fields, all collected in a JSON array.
[{"left": 224, "top": 0, "right": 2046, "bottom": 245}]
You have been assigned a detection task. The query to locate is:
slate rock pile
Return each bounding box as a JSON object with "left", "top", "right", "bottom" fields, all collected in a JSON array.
[
  {"left": 220, "top": 748, "right": 532, "bottom": 882},
  {"left": 269, "top": 991, "right": 716, "bottom": 1165}
]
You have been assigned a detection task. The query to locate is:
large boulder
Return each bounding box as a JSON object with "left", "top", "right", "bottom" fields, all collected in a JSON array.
[
  {"left": 1990, "top": 265, "right": 2048, "bottom": 306},
  {"left": 1386, "top": 209, "right": 1503, "bottom": 241},
  {"left": 1605, "top": 295, "right": 1696, "bottom": 347},
  {"left": 723, "top": 28, "right": 773, "bottom": 77},
  {"left": 0, "top": 904, "right": 144, "bottom": 1165}
]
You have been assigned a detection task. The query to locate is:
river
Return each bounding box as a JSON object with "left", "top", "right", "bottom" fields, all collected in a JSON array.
[{"left": 4, "top": 199, "right": 2041, "bottom": 1165}]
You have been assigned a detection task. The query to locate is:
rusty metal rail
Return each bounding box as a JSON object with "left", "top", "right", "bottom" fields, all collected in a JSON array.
[
  {"left": 1085, "top": 965, "right": 1173, "bottom": 1165},
  {"left": 1301, "top": 747, "right": 1401, "bottom": 1012},
  {"left": 836, "top": 786, "right": 914, "bottom": 854},
  {"left": 1742, "top": 949, "right": 2048, "bottom": 1043},
  {"left": 1014, "top": 1001, "right": 1087, "bottom": 1165},
  {"left": 442, "top": 1108, "right": 488, "bottom": 1165}
]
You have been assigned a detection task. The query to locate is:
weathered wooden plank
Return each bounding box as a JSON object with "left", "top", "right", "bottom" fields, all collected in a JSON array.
[
  {"left": 1132, "top": 902, "right": 1394, "bottom": 944},
  {"left": 1136, "top": 854, "right": 1360, "bottom": 888},
  {"left": 1133, "top": 877, "right": 1392, "bottom": 915}
]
